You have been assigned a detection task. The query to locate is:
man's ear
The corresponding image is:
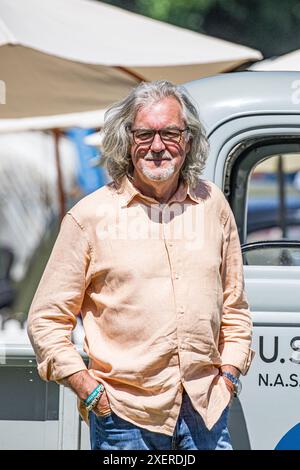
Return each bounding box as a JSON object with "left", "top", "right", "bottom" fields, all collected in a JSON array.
[{"left": 186, "top": 136, "right": 192, "bottom": 154}]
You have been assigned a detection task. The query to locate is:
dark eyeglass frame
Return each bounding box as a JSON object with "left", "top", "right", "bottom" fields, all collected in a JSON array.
[{"left": 130, "top": 127, "right": 189, "bottom": 145}]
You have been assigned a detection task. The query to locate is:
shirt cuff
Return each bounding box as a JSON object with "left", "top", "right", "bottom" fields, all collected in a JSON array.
[
  {"left": 37, "top": 349, "right": 87, "bottom": 382},
  {"left": 220, "top": 344, "right": 255, "bottom": 375}
]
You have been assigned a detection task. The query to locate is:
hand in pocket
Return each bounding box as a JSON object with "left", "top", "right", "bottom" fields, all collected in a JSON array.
[{"left": 93, "top": 388, "right": 112, "bottom": 417}]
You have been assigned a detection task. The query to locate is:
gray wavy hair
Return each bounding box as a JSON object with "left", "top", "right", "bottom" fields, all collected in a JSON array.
[{"left": 101, "top": 80, "right": 209, "bottom": 188}]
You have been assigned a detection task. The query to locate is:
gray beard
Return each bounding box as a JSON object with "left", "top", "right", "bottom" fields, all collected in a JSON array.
[{"left": 140, "top": 163, "right": 176, "bottom": 181}]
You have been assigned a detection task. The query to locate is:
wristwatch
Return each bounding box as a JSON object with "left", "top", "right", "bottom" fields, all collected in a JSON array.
[{"left": 222, "top": 371, "right": 242, "bottom": 397}]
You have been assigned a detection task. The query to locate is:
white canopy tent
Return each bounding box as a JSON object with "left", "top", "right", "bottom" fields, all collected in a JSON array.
[
  {"left": 0, "top": 43, "right": 136, "bottom": 129},
  {"left": 250, "top": 49, "right": 300, "bottom": 71},
  {"left": 0, "top": 0, "right": 263, "bottom": 130},
  {"left": 0, "top": 0, "right": 262, "bottom": 99},
  {"left": 0, "top": 108, "right": 107, "bottom": 134}
]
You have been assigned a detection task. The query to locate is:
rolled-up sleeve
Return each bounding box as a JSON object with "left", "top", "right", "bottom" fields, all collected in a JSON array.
[
  {"left": 27, "top": 212, "right": 92, "bottom": 382},
  {"left": 219, "top": 201, "right": 255, "bottom": 375}
]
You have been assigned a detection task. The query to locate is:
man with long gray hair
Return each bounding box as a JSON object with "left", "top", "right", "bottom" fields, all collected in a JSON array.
[{"left": 28, "top": 80, "right": 254, "bottom": 450}]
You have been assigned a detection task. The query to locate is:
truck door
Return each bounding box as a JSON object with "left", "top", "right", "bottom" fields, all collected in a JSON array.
[{"left": 213, "top": 123, "right": 300, "bottom": 450}]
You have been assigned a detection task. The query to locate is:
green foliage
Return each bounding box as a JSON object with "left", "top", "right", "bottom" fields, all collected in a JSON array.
[
  {"left": 100, "top": 0, "right": 300, "bottom": 57},
  {"left": 137, "top": 0, "right": 214, "bottom": 31}
]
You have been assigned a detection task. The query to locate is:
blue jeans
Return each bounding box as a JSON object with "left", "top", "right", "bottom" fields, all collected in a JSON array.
[{"left": 89, "top": 391, "right": 232, "bottom": 450}]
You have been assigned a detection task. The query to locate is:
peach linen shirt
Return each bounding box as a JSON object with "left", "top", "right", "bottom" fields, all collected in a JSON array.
[{"left": 27, "top": 175, "right": 254, "bottom": 435}]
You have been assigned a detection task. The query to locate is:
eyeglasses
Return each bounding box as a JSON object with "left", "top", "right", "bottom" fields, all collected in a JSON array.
[{"left": 130, "top": 127, "right": 189, "bottom": 145}]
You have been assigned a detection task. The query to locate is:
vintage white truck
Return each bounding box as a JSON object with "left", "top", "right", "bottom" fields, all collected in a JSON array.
[{"left": 1, "top": 71, "right": 300, "bottom": 449}]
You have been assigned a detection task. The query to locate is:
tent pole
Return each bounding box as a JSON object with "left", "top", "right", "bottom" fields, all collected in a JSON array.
[{"left": 53, "top": 128, "right": 66, "bottom": 222}]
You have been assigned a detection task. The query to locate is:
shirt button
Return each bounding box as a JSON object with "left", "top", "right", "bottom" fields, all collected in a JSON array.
[
  {"left": 179, "top": 309, "right": 184, "bottom": 315},
  {"left": 175, "top": 273, "right": 180, "bottom": 280}
]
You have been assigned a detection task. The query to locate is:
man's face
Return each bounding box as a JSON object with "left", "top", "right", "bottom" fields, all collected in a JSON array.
[{"left": 130, "top": 97, "right": 191, "bottom": 184}]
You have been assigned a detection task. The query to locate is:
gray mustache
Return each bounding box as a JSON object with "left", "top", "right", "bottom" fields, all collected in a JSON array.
[{"left": 144, "top": 155, "right": 172, "bottom": 161}]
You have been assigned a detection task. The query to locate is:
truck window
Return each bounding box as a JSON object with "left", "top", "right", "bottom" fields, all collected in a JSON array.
[
  {"left": 227, "top": 141, "right": 300, "bottom": 266},
  {"left": 247, "top": 153, "right": 300, "bottom": 243}
]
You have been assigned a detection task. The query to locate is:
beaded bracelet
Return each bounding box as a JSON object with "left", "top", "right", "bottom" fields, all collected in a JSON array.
[
  {"left": 84, "top": 384, "right": 105, "bottom": 409},
  {"left": 85, "top": 393, "right": 102, "bottom": 412}
]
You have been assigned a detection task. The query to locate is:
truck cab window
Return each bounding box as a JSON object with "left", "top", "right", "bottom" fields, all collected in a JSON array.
[
  {"left": 227, "top": 142, "right": 300, "bottom": 266},
  {"left": 247, "top": 153, "right": 300, "bottom": 243}
]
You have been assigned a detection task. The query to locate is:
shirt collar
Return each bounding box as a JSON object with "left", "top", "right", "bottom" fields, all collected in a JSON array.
[{"left": 116, "top": 175, "right": 200, "bottom": 208}]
